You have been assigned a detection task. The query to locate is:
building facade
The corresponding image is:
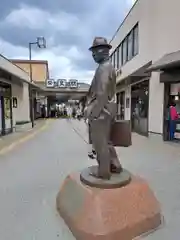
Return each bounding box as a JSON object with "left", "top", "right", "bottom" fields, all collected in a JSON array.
[
  {"left": 0, "top": 55, "right": 34, "bottom": 135},
  {"left": 110, "top": 0, "right": 180, "bottom": 139},
  {"left": 11, "top": 60, "right": 49, "bottom": 119},
  {"left": 10, "top": 59, "right": 90, "bottom": 118},
  {"left": 10, "top": 60, "right": 49, "bottom": 83}
]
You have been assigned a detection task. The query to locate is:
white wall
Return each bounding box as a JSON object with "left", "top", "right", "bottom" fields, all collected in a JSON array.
[
  {"left": 148, "top": 73, "right": 164, "bottom": 134},
  {"left": 11, "top": 82, "right": 30, "bottom": 125},
  {"left": 110, "top": 0, "right": 152, "bottom": 82},
  {"left": 148, "top": 0, "right": 180, "bottom": 134},
  {"left": 110, "top": 0, "right": 180, "bottom": 134}
]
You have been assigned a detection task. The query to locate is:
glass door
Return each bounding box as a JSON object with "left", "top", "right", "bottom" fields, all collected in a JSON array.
[
  {"left": 116, "top": 91, "right": 125, "bottom": 120},
  {"left": 131, "top": 80, "right": 149, "bottom": 136},
  {"left": 4, "top": 97, "right": 11, "bottom": 131},
  {"left": 3, "top": 85, "right": 12, "bottom": 134}
]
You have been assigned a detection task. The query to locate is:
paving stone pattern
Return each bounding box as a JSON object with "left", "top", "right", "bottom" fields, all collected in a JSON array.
[{"left": 0, "top": 119, "right": 179, "bottom": 239}]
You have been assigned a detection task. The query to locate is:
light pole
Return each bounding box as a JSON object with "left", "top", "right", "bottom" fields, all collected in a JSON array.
[{"left": 28, "top": 37, "right": 46, "bottom": 128}]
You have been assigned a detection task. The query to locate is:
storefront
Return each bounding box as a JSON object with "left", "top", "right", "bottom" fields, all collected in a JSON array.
[
  {"left": 146, "top": 51, "right": 180, "bottom": 141},
  {"left": 131, "top": 79, "right": 149, "bottom": 136},
  {"left": 162, "top": 76, "right": 180, "bottom": 141},
  {"left": 170, "top": 83, "right": 180, "bottom": 140},
  {"left": 0, "top": 82, "right": 13, "bottom": 136}
]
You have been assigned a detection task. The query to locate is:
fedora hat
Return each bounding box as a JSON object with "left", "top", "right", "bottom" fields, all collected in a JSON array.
[{"left": 89, "top": 37, "right": 112, "bottom": 51}]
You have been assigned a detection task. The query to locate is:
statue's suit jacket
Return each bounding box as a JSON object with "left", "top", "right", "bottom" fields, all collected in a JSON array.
[{"left": 85, "top": 60, "right": 117, "bottom": 120}]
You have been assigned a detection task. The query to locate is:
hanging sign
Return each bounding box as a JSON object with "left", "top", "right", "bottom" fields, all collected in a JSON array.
[
  {"left": 67, "top": 79, "right": 78, "bottom": 88},
  {"left": 57, "top": 79, "right": 67, "bottom": 88},
  {"left": 46, "top": 79, "right": 55, "bottom": 87},
  {"left": 170, "top": 83, "right": 180, "bottom": 95},
  {"left": 46, "top": 79, "right": 78, "bottom": 89},
  {"left": 12, "top": 97, "right": 17, "bottom": 108}
]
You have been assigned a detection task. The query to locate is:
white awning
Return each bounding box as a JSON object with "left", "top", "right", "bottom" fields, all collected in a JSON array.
[{"left": 146, "top": 51, "right": 180, "bottom": 72}]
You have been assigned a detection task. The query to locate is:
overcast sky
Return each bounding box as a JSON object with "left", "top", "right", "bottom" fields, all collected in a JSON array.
[{"left": 0, "top": 0, "right": 135, "bottom": 83}]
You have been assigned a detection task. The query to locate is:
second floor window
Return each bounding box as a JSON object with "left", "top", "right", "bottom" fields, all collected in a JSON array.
[
  {"left": 114, "top": 50, "right": 118, "bottom": 69},
  {"left": 116, "top": 48, "right": 119, "bottom": 69},
  {"left": 133, "top": 24, "right": 139, "bottom": 56},
  {"left": 111, "top": 23, "right": 139, "bottom": 68},
  {"left": 122, "top": 39, "right": 127, "bottom": 65},
  {"left": 114, "top": 50, "right": 117, "bottom": 69},
  {"left": 127, "top": 31, "right": 133, "bottom": 60},
  {"left": 118, "top": 45, "right": 122, "bottom": 67},
  {"left": 112, "top": 54, "right": 115, "bottom": 67}
]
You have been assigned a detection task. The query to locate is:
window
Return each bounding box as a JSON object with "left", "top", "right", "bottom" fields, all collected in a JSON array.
[
  {"left": 118, "top": 45, "right": 122, "bottom": 67},
  {"left": 110, "top": 55, "right": 112, "bottom": 63},
  {"left": 116, "top": 47, "right": 119, "bottom": 69},
  {"left": 112, "top": 23, "right": 138, "bottom": 67},
  {"left": 114, "top": 51, "right": 117, "bottom": 69},
  {"left": 114, "top": 50, "right": 119, "bottom": 69},
  {"left": 122, "top": 39, "right": 127, "bottom": 65},
  {"left": 133, "top": 24, "right": 139, "bottom": 56},
  {"left": 111, "top": 54, "right": 114, "bottom": 67},
  {"left": 114, "top": 51, "right": 117, "bottom": 68},
  {"left": 112, "top": 54, "right": 115, "bottom": 67},
  {"left": 110, "top": 49, "right": 120, "bottom": 69},
  {"left": 127, "top": 31, "right": 133, "bottom": 60}
]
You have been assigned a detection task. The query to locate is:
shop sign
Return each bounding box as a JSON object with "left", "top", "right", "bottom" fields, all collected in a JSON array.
[
  {"left": 12, "top": 97, "right": 17, "bottom": 108},
  {"left": 170, "top": 83, "right": 180, "bottom": 95},
  {"left": 0, "top": 87, "right": 6, "bottom": 94},
  {"left": 46, "top": 79, "right": 78, "bottom": 89}
]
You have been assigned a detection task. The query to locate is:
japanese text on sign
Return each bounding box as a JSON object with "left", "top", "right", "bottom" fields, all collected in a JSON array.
[{"left": 46, "top": 79, "right": 78, "bottom": 88}]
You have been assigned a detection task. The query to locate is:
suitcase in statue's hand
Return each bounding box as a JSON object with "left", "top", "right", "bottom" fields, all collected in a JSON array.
[
  {"left": 88, "top": 120, "right": 132, "bottom": 147},
  {"left": 110, "top": 120, "right": 132, "bottom": 147}
]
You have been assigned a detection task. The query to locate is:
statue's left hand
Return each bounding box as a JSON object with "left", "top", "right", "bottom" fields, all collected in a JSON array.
[
  {"left": 89, "top": 110, "right": 99, "bottom": 120},
  {"left": 83, "top": 106, "right": 88, "bottom": 119}
]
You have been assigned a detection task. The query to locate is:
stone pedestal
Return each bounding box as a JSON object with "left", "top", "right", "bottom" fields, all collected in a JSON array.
[{"left": 56, "top": 167, "right": 162, "bottom": 240}]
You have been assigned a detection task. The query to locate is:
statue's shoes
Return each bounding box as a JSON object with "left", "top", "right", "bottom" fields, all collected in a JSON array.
[
  {"left": 92, "top": 150, "right": 96, "bottom": 155},
  {"left": 110, "top": 164, "right": 123, "bottom": 173},
  {"left": 88, "top": 152, "right": 96, "bottom": 159},
  {"left": 89, "top": 171, "right": 111, "bottom": 180}
]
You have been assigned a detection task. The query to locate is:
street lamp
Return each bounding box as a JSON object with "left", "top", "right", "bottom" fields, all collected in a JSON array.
[
  {"left": 28, "top": 37, "right": 46, "bottom": 128},
  {"left": 29, "top": 37, "right": 46, "bottom": 82}
]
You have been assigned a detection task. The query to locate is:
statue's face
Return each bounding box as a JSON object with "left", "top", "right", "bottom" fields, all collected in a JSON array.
[{"left": 92, "top": 46, "right": 109, "bottom": 63}]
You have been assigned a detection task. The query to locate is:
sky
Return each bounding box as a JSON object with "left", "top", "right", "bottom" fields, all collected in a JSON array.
[{"left": 0, "top": 0, "right": 136, "bottom": 83}]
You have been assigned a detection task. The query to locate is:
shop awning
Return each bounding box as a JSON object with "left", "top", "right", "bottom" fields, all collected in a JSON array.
[
  {"left": 146, "top": 50, "right": 180, "bottom": 72},
  {"left": 130, "top": 62, "right": 152, "bottom": 78},
  {"left": 116, "top": 61, "right": 152, "bottom": 88}
]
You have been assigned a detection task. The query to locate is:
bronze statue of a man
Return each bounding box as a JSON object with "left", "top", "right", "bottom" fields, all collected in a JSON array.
[{"left": 84, "top": 37, "right": 122, "bottom": 180}]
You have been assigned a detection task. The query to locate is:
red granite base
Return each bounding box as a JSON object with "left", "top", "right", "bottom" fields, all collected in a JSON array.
[{"left": 56, "top": 172, "right": 162, "bottom": 240}]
